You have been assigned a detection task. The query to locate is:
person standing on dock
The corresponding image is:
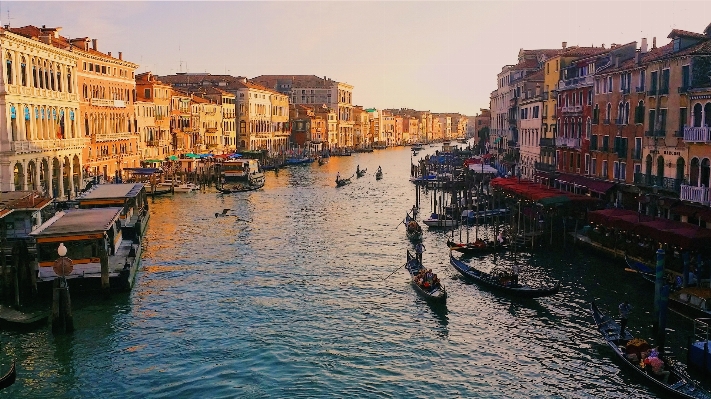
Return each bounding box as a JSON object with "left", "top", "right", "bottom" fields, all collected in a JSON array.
[{"left": 619, "top": 300, "right": 632, "bottom": 335}]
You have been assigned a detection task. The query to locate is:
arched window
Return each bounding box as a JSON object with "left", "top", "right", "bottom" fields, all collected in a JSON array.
[
  {"left": 56, "top": 69, "right": 62, "bottom": 92},
  {"left": 67, "top": 68, "right": 72, "bottom": 93},
  {"left": 693, "top": 103, "right": 703, "bottom": 127},
  {"left": 705, "top": 103, "right": 711, "bottom": 127},
  {"left": 20, "top": 57, "right": 26, "bottom": 86},
  {"left": 702, "top": 158, "right": 711, "bottom": 187},
  {"left": 586, "top": 117, "right": 591, "bottom": 138},
  {"left": 49, "top": 65, "right": 55, "bottom": 90},
  {"left": 625, "top": 102, "right": 630, "bottom": 124},
  {"left": 43, "top": 61, "right": 49, "bottom": 90},
  {"left": 32, "top": 59, "right": 38, "bottom": 88},
  {"left": 676, "top": 157, "right": 685, "bottom": 181},
  {"left": 606, "top": 103, "right": 612, "bottom": 122},
  {"left": 5, "top": 53, "right": 13, "bottom": 85},
  {"left": 645, "top": 154, "right": 653, "bottom": 176},
  {"left": 691, "top": 157, "right": 700, "bottom": 186},
  {"left": 657, "top": 156, "right": 664, "bottom": 178}
]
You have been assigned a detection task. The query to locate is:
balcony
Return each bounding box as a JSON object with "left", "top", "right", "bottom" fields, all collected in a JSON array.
[
  {"left": 621, "top": 87, "right": 631, "bottom": 94},
  {"left": 603, "top": 118, "right": 611, "bottom": 125},
  {"left": 645, "top": 130, "right": 667, "bottom": 137},
  {"left": 90, "top": 98, "right": 126, "bottom": 108},
  {"left": 680, "top": 184, "right": 710, "bottom": 205},
  {"left": 10, "top": 137, "right": 88, "bottom": 154},
  {"left": 615, "top": 148, "right": 628, "bottom": 159},
  {"left": 558, "top": 75, "right": 594, "bottom": 90},
  {"left": 635, "top": 86, "right": 645, "bottom": 93},
  {"left": 95, "top": 132, "right": 134, "bottom": 142},
  {"left": 560, "top": 105, "right": 583, "bottom": 113},
  {"left": 684, "top": 126, "right": 711, "bottom": 142},
  {"left": 634, "top": 173, "right": 682, "bottom": 193},
  {"left": 678, "top": 86, "right": 691, "bottom": 94},
  {"left": 557, "top": 137, "right": 580, "bottom": 148},
  {"left": 542, "top": 92, "right": 549, "bottom": 100},
  {"left": 539, "top": 138, "right": 555, "bottom": 147},
  {"left": 535, "top": 161, "right": 556, "bottom": 173}
]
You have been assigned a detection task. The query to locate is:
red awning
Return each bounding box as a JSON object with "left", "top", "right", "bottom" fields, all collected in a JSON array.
[{"left": 557, "top": 173, "right": 615, "bottom": 194}]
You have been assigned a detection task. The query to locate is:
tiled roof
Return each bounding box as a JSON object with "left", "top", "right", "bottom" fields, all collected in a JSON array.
[
  {"left": 158, "top": 74, "right": 246, "bottom": 85},
  {"left": 251, "top": 75, "right": 337, "bottom": 89},
  {"left": 559, "top": 46, "right": 608, "bottom": 58},
  {"left": 0, "top": 191, "right": 53, "bottom": 212},
  {"left": 511, "top": 58, "right": 540, "bottom": 70},
  {"left": 667, "top": 29, "right": 708, "bottom": 40}
]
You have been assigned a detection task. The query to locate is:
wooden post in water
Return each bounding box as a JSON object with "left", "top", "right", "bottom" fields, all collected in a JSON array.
[
  {"left": 99, "top": 241, "right": 110, "bottom": 297},
  {"left": 52, "top": 243, "right": 74, "bottom": 334}
]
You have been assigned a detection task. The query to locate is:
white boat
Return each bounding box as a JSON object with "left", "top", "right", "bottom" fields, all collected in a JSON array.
[
  {"left": 158, "top": 180, "right": 199, "bottom": 193},
  {"left": 217, "top": 159, "right": 266, "bottom": 193},
  {"left": 422, "top": 213, "right": 458, "bottom": 228}
]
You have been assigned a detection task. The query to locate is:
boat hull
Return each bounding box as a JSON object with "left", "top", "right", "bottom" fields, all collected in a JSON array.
[
  {"left": 405, "top": 252, "right": 446, "bottom": 303},
  {"left": 590, "top": 302, "right": 711, "bottom": 399},
  {"left": 449, "top": 254, "right": 560, "bottom": 298}
]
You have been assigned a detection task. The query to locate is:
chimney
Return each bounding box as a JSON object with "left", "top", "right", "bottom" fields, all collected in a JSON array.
[
  {"left": 107, "top": 51, "right": 111, "bottom": 57},
  {"left": 118, "top": 52, "right": 123, "bottom": 60},
  {"left": 39, "top": 34, "right": 52, "bottom": 45},
  {"left": 562, "top": 41, "right": 567, "bottom": 49},
  {"left": 640, "top": 38, "right": 648, "bottom": 53},
  {"left": 92, "top": 38, "right": 97, "bottom": 50},
  {"left": 615, "top": 56, "right": 620, "bottom": 68},
  {"left": 652, "top": 37, "right": 657, "bottom": 49},
  {"left": 634, "top": 50, "right": 641, "bottom": 65},
  {"left": 601, "top": 43, "right": 605, "bottom": 49}
]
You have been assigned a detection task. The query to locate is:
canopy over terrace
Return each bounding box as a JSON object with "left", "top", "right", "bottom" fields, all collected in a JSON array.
[
  {"left": 587, "top": 209, "right": 711, "bottom": 251},
  {"left": 490, "top": 177, "right": 600, "bottom": 207}
]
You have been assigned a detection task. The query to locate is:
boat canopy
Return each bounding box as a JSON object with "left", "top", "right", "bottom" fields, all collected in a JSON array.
[{"left": 124, "top": 168, "right": 162, "bottom": 176}]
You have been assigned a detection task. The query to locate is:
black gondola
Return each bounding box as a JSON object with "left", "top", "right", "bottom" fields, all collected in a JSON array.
[
  {"left": 405, "top": 251, "right": 446, "bottom": 303},
  {"left": 0, "top": 361, "right": 16, "bottom": 390},
  {"left": 446, "top": 239, "right": 507, "bottom": 255},
  {"left": 405, "top": 215, "right": 423, "bottom": 241},
  {"left": 356, "top": 168, "right": 367, "bottom": 178},
  {"left": 375, "top": 170, "right": 383, "bottom": 180},
  {"left": 217, "top": 180, "right": 265, "bottom": 194},
  {"left": 589, "top": 302, "right": 711, "bottom": 399},
  {"left": 449, "top": 253, "right": 560, "bottom": 298},
  {"left": 336, "top": 174, "right": 353, "bottom": 187}
]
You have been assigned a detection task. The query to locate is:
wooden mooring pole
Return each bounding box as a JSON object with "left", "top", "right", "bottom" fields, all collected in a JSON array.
[{"left": 52, "top": 278, "right": 74, "bottom": 334}]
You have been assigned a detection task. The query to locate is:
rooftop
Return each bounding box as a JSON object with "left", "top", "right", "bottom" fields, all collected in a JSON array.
[
  {"left": 30, "top": 207, "right": 122, "bottom": 237},
  {"left": 75, "top": 183, "right": 144, "bottom": 200}
]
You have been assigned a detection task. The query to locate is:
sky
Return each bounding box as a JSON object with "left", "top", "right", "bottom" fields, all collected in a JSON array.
[{"left": 3, "top": 1, "right": 711, "bottom": 116}]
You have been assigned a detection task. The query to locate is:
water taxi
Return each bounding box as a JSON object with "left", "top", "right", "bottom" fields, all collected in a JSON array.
[{"left": 217, "top": 159, "right": 265, "bottom": 193}]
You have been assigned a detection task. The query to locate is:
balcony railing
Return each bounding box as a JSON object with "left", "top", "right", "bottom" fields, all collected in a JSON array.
[
  {"left": 10, "top": 137, "right": 87, "bottom": 153},
  {"left": 539, "top": 138, "right": 555, "bottom": 147},
  {"left": 558, "top": 75, "right": 594, "bottom": 90},
  {"left": 561, "top": 105, "right": 583, "bottom": 113},
  {"left": 635, "top": 86, "right": 645, "bottom": 93},
  {"left": 535, "top": 161, "right": 556, "bottom": 173},
  {"left": 90, "top": 98, "right": 127, "bottom": 108},
  {"left": 683, "top": 126, "right": 711, "bottom": 142},
  {"left": 621, "top": 87, "right": 631, "bottom": 94},
  {"left": 648, "top": 88, "right": 658, "bottom": 96},
  {"left": 678, "top": 86, "right": 692, "bottom": 93},
  {"left": 680, "top": 184, "right": 710, "bottom": 205},
  {"left": 615, "top": 148, "right": 628, "bottom": 159},
  {"left": 557, "top": 137, "right": 580, "bottom": 148},
  {"left": 95, "top": 132, "right": 133, "bottom": 142},
  {"left": 645, "top": 130, "right": 667, "bottom": 137},
  {"left": 633, "top": 173, "right": 682, "bottom": 193}
]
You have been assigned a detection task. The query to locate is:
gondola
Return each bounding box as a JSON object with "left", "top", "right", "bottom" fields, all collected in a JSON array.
[
  {"left": 405, "top": 251, "right": 446, "bottom": 303},
  {"left": 624, "top": 254, "right": 658, "bottom": 284},
  {"left": 405, "top": 215, "right": 423, "bottom": 241},
  {"left": 0, "top": 361, "right": 16, "bottom": 390},
  {"left": 589, "top": 302, "right": 711, "bottom": 399},
  {"left": 318, "top": 157, "right": 329, "bottom": 166},
  {"left": 356, "top": 168, "right": 367, "bottom": 178},
  {"left": 217, "top": 180, "right": 265, "bottom": 193},
  {"left": 336, "top": 174, "right": 353, "bottom": 187},
  {"left": 375, "top": 169, "right": 383, "bottom": 180},
  {"left": 449, "top": 253, "right": 560, "bottom": 298},
  {"left": 446, "top": 239, "right": 507, "bottom": 255}
]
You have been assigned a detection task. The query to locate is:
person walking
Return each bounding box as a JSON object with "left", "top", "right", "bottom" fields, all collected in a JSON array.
[
  {"left": 414, "top": 242, "right": 426, "bottom": 263},
  {"left": 619, "top": 300, "right": 632, "bottom": 336}
]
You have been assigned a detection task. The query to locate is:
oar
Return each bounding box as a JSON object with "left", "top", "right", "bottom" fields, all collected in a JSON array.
[
  {"left": 383, "top": 262, "right": 408, "bottom": 280},
  {"left": 394, "top": 211, "right": 413, "bottom": 229}
]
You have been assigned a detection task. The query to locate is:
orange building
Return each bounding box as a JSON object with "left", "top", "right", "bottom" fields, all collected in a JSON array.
[
  {"left": 73, "top": 37, "right": 139, "bottom": 182},
  {"left": 135, "top": 72, "right": 171, "bottom": 161}
]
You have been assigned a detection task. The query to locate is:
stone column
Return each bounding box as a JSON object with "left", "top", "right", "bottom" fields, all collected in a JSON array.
[
  {"left": 34, "top": 159, "right": 41, "bottom": 192},
  {"left": 58, "top": 158, "right": 66, "bottom": 200},
  {"left": 68, "top": 159, "right": 75, "bottom": 199},
  {"left": 22, "top": 161, "right": 28, "bottom": 191},
  {"left": 47, "top": 158, "right": 54, "bottom": 198}
]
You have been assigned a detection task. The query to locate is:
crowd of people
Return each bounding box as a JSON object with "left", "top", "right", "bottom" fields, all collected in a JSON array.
[
  {"left": 623, "top": 338, "right": 670, "bottom": 384},
  {"left": 414, "top": 268, "right": 441, "bottom": 291}
]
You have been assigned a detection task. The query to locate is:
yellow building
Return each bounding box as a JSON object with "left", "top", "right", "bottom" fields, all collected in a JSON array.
[{"left": 1, "top": 26, "right": 83, "bottom": 197}]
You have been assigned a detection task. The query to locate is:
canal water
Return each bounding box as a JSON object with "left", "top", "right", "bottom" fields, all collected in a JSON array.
[{"left": 0, "top": 146, "right": 705, "bottom": 398}]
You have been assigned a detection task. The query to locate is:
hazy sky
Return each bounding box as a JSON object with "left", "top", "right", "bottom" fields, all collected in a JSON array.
[{"left": 4, "top": 1, "right": 711, "bottom": 116}]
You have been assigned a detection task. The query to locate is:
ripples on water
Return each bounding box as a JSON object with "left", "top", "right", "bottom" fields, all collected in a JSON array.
[{"left": 0, "top": 147, "right": 699, "bottom": 398}]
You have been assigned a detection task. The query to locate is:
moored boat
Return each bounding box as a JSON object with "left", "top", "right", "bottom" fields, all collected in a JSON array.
[
  {"left": 405, "top": 215, "right": 423, "bottom": 241},
  {"left": 0, "top": 361, "right": 16, "bottom": 390},
  {"left": 449, "top": 253, "right": 560, "bottom": 298},
  {"left": 422, "top": 213, "right": 458, "bottom": 228},
  {"left": 217, "top": 159, "right": 265, "bottom": 193},
  {"left": 590, "top": 302, "right": 711, "bottom": 399},
  {"left": 446, "top": 239, "right": 507, "bottom": 255},
  {"left": 405, "top": 251, "right": 446, "bottom": 303}
]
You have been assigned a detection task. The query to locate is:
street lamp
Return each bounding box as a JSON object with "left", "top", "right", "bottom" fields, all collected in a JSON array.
[{"left": 58, "top": 243, "right": 67, "bottom": 257}]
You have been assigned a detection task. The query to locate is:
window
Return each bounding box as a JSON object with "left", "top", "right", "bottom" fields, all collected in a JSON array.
[
  {"left": 682, "top": 65, "right": 690, "bottom": 89},
  {"left": 614, "top": 162, "right": 620, "bottom": 179},
  {"left": 639, "top": 70, "right": 645, "bottom": 91},
  {"left": 602, "top": 160, "right": 608, "bottom": 178},
  {"left": 660, "top": 108, "right": 667, "bottom": 133},
  {"left": 5, "top": 54, "right": 12, "bottom": 85},
  {"left": 603, "top": 135, "right": 609, "bottom": 152},
  {"left": 20, "top": 57, "right": 26, "bottom": 86},
  {"left": 650, "top": 71, "right": 658, "bottom": 91},
  {"left": 634, "top": 164, "right": 641, "bottom": 175},
  {"left": 585, "top": 154, "right": 590, "bottom": 173},
  {"left": 649, "top": 109, "right": 656, "bottom": 133},
  {"left": 144, "top": 88, "right": 151, "bottom": 99},
  {"left": 635, "top": 100, "right": 645, "bottom": 124},
  {"left": 661, "top": 69, "right": 670, "bottom": 92},
  {"left": 620, "top": 162, "right": 627, "bottom": 180},
  {"left": 608, "top": 76, "right": 613, "bottom": 92},
  {"left": 89, "top": 63, "right": 94, "bottom": 72},
  {"left": 592, "top": 158, "right": 597, "bottom": 175},
  {"left": 587, "top": 90, "right": 592, "bottom": 105},
  {"left": 533, "top": 106, "right": 539, "bottom": 119},
  {"left": 679, "top": 107, "right": 687, "bottom": 135}
]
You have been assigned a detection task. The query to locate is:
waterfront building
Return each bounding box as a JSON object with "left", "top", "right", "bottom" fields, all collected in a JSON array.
[
  {"left": 202, "top": 87, "right": 236, "bottom": 152},
  {"left": 470, "top": 109, "right": 491, "bottom": 152},
  {"left": 190, "top": 95, "right": 221, "bottom": 154},
  {"left": 232, "top": 79, "right": 288, "bottom": 153},
  {"left": 382, "top": 111, "right": 395, "bottom": 146},
  {"left": 135, "top": 72, "right": 171, "bottom": 160},
  {"left": 0, "top": 26, "right": 83, "bottom": 197},
  {"left": 404, "top": 116, "right": 418, "bottom": 145},
  {"left": 538, "top": 45, "right": 607, "bottom": 181},
  {"left": 250, "top": 75, "right": 353, "bottom": 150},
  {"left": 352, "top": 105, "right": 370, "bottom": 148},
  {"left": 289, "top": 104, "right": 315, "bottom": 148},
  {"left": 557, "top": 42, "right": 636, "bottom": 198},
  {"left": 169, "top": 89, "right": 192, "bottom": 154},
  {"left": 67, "top": 35, "right": 139, "bottom": 184},
  {"left": 367, "top": 108, "right": 383, "bottom": 146},
  {"left": 394, "top": 115, "right": 404, "bottom": 145},
  {"left": 518, "top": 70, "right": 544, "bottom": 180},
  {"left": 590, "top": 41, "right": 646, "bottom": 207},
  {"left": 134, "top": 100, "right": 157, "bottom": 161},
  {"left": 646, "top": 28, "right": 711, "bottom": 211}
]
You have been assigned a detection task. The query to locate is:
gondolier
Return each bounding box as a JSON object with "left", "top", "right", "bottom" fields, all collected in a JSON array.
[
  {"left": 414, "top": 242, "right": 426, "bottom": 263},
  {"left": 619, "top": 300, "right": 632, "bottom": 335},
  {"left": 336, "top": 172, "right": 341, "bottom": 183}
]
